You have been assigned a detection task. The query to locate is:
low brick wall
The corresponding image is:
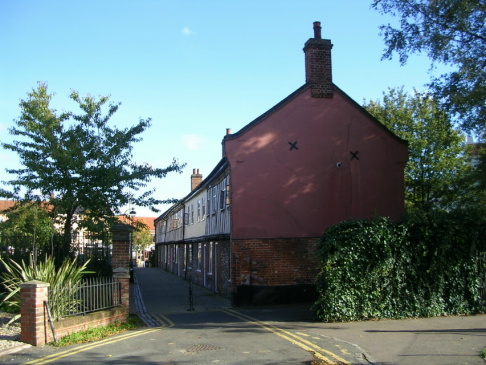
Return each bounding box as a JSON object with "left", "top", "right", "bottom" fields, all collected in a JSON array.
[
  {"left": 20, "top": 274, "right": 130, "bottom": 346},
  {"left": 48, "top": 307, "right": 128, "bottom": 344}
]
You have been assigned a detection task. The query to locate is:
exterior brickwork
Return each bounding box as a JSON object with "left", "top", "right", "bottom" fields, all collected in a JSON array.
[
  {"left": 303, "top": 21, "right": 333, "bottom": 98},
  {"left": 110, "top": 223, "right": 133, "bottom": 271},
  {"left": 231, "top": 237, "right": 319, "bottom": 287},
  {"left": 19, "top": 226, "right": 131, "bottom": 346},
  {"left": 20, "top": 281, "right": 50, "bottom": 346},
  {"left": 156, "top": 240, "right": 231, "bottom": 297}
]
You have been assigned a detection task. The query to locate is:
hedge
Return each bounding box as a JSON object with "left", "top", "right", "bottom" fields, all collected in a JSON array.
[{"left": 313, "top": 209, "right": 486, "bottom": 322}]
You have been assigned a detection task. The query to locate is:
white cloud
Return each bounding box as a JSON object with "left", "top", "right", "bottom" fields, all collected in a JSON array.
[
  {"left": 183, "top": 134, "right": 204, "bottom": 151},
  {"left": 181, "top": 27, "right": 195, "bottom": 36}
]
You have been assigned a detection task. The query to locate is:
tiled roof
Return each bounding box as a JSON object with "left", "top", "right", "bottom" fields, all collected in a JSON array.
[
  {"left": 0, "top": 200, "right": 17, "bottom": 212},
  {"left": 117, "top": 216, "right": 155, "bottom": 231}
]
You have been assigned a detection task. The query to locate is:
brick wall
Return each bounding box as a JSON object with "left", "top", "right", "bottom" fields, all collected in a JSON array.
[
  {"left": 231, "top": 237, "right": 319, "bottom": 305},
  {"left": 20, "top": 225, "right": 132, "bottom": 346},
  {"left": 20, "top": 279, "right": 129, "bottom": 346},
  {"left": 303, "top": 21, "right": 333, "bottom": 98}
]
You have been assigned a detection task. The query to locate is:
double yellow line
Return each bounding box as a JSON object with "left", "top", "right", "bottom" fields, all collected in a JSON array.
[
  {"left": 24, "top": 309, "right": 349, "bottom": 364},
  {"left": 220, "top": 308, "right": 350, "bottom": 365},
  {"left": 23, "top": 327, "right": 160, "bottom": 365}
]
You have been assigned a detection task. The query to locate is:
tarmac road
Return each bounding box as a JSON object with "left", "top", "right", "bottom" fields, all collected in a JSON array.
[{"left": 2, "top": 267, "right": 485, "bottom": 364}]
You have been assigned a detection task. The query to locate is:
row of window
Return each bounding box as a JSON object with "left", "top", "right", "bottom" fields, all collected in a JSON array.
[
  {"left": 162, "top": 242, "right": 215, "bottom": 275},
  {"left": 185, "top": 177, "right": 229, "bottom": 226},
  {"left": 156, "top": 177, "right": 230, "bottom": 235}
]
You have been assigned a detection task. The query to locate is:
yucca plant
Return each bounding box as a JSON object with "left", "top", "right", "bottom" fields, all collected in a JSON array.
[{"left": 0, "top": 254, "right": 92, "bottom": 322}]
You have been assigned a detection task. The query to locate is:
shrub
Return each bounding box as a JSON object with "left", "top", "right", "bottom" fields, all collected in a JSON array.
[
  {"left": 0, "top": 254, "right": 92, "bottom": 322},
  {"left": 313, "top": 210, "right": 486, "bottom": 322}
]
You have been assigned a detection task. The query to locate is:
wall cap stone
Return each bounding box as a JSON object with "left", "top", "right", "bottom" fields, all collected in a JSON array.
[{"left": 20, "top": 280, "right": 50, "bottom": 288}]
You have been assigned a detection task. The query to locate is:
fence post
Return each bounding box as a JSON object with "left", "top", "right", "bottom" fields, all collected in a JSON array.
[{"left": 20, "top": 280, "right": 50, "bottom": 346}]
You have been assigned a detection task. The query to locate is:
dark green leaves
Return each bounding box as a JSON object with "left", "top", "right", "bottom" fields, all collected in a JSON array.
[
  {"left": 371, "top": 0, "right": 486, "bottom": 134},
  {"left": 1, "top": 83, "right": 185, "bottom": 241},
  {"left": 313, "top": 211, "right": 486, "bottom": 322}
]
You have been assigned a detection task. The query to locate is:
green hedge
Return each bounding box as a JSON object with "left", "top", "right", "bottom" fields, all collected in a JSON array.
[{"left": 313, "top": 210, "right": 486, "bottom": 322}]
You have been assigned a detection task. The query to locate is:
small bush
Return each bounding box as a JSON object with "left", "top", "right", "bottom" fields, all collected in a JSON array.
[{"left": 0, "top": 255, "right": 93, "bottom": 322}]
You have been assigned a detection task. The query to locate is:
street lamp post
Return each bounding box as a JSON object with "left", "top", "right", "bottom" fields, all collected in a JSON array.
[{"left": 125, "top": 208, "right": 136, "bottom": 281}]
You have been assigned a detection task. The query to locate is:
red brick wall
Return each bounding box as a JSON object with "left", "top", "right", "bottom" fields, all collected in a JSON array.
[{"left": 231, "top": 237, "right": 319, "bottom": 288}]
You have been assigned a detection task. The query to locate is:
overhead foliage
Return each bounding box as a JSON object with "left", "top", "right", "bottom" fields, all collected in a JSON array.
[
  {"left": 364, "top": 87, "right": 476, "bottom": 210},
  {"left": 371, "top": 0, "right": 486, "bottom": 135},
  {"left": 0, "top": 83, "right": 185, "bottom": 248}
]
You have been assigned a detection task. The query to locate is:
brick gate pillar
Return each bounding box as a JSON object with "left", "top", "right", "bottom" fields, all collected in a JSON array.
[
  {"left": 20, "top": 280, "right": 50, "bottom": 346},
  {"left": 111, "top": 223, "right": 133, "bottom": 315},
  {"left": 110, "top": 223, "right": 134, "bottom": 271}
]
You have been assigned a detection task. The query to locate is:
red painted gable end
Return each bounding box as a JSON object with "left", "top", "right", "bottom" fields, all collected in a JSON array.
[{"left": 224, "top": 86, "right": 408, "bottom": 240}]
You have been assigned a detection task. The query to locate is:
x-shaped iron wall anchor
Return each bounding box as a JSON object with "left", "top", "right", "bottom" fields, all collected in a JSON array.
[{"left": 289, "top": 141, "right": 299, "bottom": 151}]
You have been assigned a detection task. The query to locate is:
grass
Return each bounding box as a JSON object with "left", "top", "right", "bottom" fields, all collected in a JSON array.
[
  {"left": 482, "top": 347, "right": 486, "bottom": 360},
  {"left": 49, "top": 314, "right": 144, "bottom": 347}
]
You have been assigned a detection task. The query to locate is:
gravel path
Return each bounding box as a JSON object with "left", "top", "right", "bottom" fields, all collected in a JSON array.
[{"left": 0, "top": 311, "right": 24, "bottom": 352}]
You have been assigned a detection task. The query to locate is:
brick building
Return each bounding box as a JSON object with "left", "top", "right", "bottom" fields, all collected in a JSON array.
[{"left": 154, "top": 22, "right": 408, "bottom": 305}]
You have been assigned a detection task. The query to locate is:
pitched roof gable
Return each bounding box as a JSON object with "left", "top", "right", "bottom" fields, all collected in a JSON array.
[{"left": 223, "top": 83, "right": 407, "bottom": 146}]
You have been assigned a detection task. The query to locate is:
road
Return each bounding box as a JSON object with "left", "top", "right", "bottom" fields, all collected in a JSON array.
[{"left": 1, "top": 267, "right": 484, "bottom": 364}]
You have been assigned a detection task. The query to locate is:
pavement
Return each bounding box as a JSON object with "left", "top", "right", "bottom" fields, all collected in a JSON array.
[
  {"left": 130, "top": 267, "right": 486, "bottom": 365},
  {"left": 1, "top": 266, "right": 484, "bottom": 364}
]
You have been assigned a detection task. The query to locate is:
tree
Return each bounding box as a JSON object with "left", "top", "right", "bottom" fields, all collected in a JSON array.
[
  {"left": 371, "top": 0, "right": 486, "bottom": 135},
  {"left": 0, "top": 83, "right": 185, "bottom": 253},
  {"left": 0, "top": 201, "right": 54, "bottom": 264},
  {"left": 132, "top": 227, "right": 153, "bottom": 263},
  {"left": 364, "top": 87, "right": 476, "bottom": 210}
]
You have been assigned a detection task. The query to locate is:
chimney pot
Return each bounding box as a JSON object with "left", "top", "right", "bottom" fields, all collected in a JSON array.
[
  {"left": 313, "top": 21, "right": 321, "bottom": 39},
  {"left": 226, "top": 128, "right": 231, "bottom": 135}
]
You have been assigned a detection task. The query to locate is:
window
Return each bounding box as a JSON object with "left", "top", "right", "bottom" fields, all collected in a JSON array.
[
  {"left": 225, "top": 182, "right": 230, "bottom": 206},
  {"left": 207, "top": 189, "right": 211, "bottom": 216},
  {"left": 190, "top": 204, "right": 194, "bottom": 224},
  {"left": 183, "top": 245, "right": 187, "bottom": 271},
  {"left": 208, "top": 242, "right": 213, "bottom": 274},
  {"left": 184, "top": 212, "right": 189, "bottom": 225},
  {"left": 197, "top": 200, "right": 201, "bottom": 222},
  {"left": 202, "top": 195, "right": 206, "bottom": 219},
  {"left": 197, "top": 243, "right": 202, "bottom": 271},
  {"left": 188, "top": 244, "right": 193, "bottom": 269},
  {"left": 220, "top": 180, "right": 226, "bottom": 210},
  {"left": 212, "top": 186, "right": 218, "bottom": 213}
]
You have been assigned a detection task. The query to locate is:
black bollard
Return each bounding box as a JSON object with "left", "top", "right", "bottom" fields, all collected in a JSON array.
[{"left": 187, "top": 280, "right": 195, "bottom": 311}]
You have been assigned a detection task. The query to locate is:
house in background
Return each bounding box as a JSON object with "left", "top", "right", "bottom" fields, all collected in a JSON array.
[
  {"left": 0, "top": 200, "right": 16, "bottom": 223},
  {"left": 117, "top": 215, "right": 156, "bottom": 264},
  {"left": 154, "top": 22, "right": 408, "bottom": 305}
]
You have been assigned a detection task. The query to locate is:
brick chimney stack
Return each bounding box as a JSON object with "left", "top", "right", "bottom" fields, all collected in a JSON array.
[
  {"left": 303, "top": 21, "right": 333, "bottom": 98},
  {"left": 191, "top": 169, "right": 202, "bottom": 191}
]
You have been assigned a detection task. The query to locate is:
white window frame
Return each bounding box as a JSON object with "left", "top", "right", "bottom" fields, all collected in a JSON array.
[
  {"left": 202, "top": 195, "right": 206, "bottom": 220},
  {"left": 197, "top": 243, "right": 202, "bottom": 271},
  {"left": 208, "top": 242, "right": 213, "bottom": 275},
  {"left": 197, "top": 200, "right": 201, "bottom": 222}
]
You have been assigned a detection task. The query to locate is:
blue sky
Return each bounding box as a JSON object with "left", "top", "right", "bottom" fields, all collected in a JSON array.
[{"left": 0, "top": 1, "right": 439, "bottom": 217}]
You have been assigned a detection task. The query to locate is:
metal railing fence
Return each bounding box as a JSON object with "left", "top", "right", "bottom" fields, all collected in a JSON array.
[{"left": 49, "top": 276, "right": 121, "bottom": 320}]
